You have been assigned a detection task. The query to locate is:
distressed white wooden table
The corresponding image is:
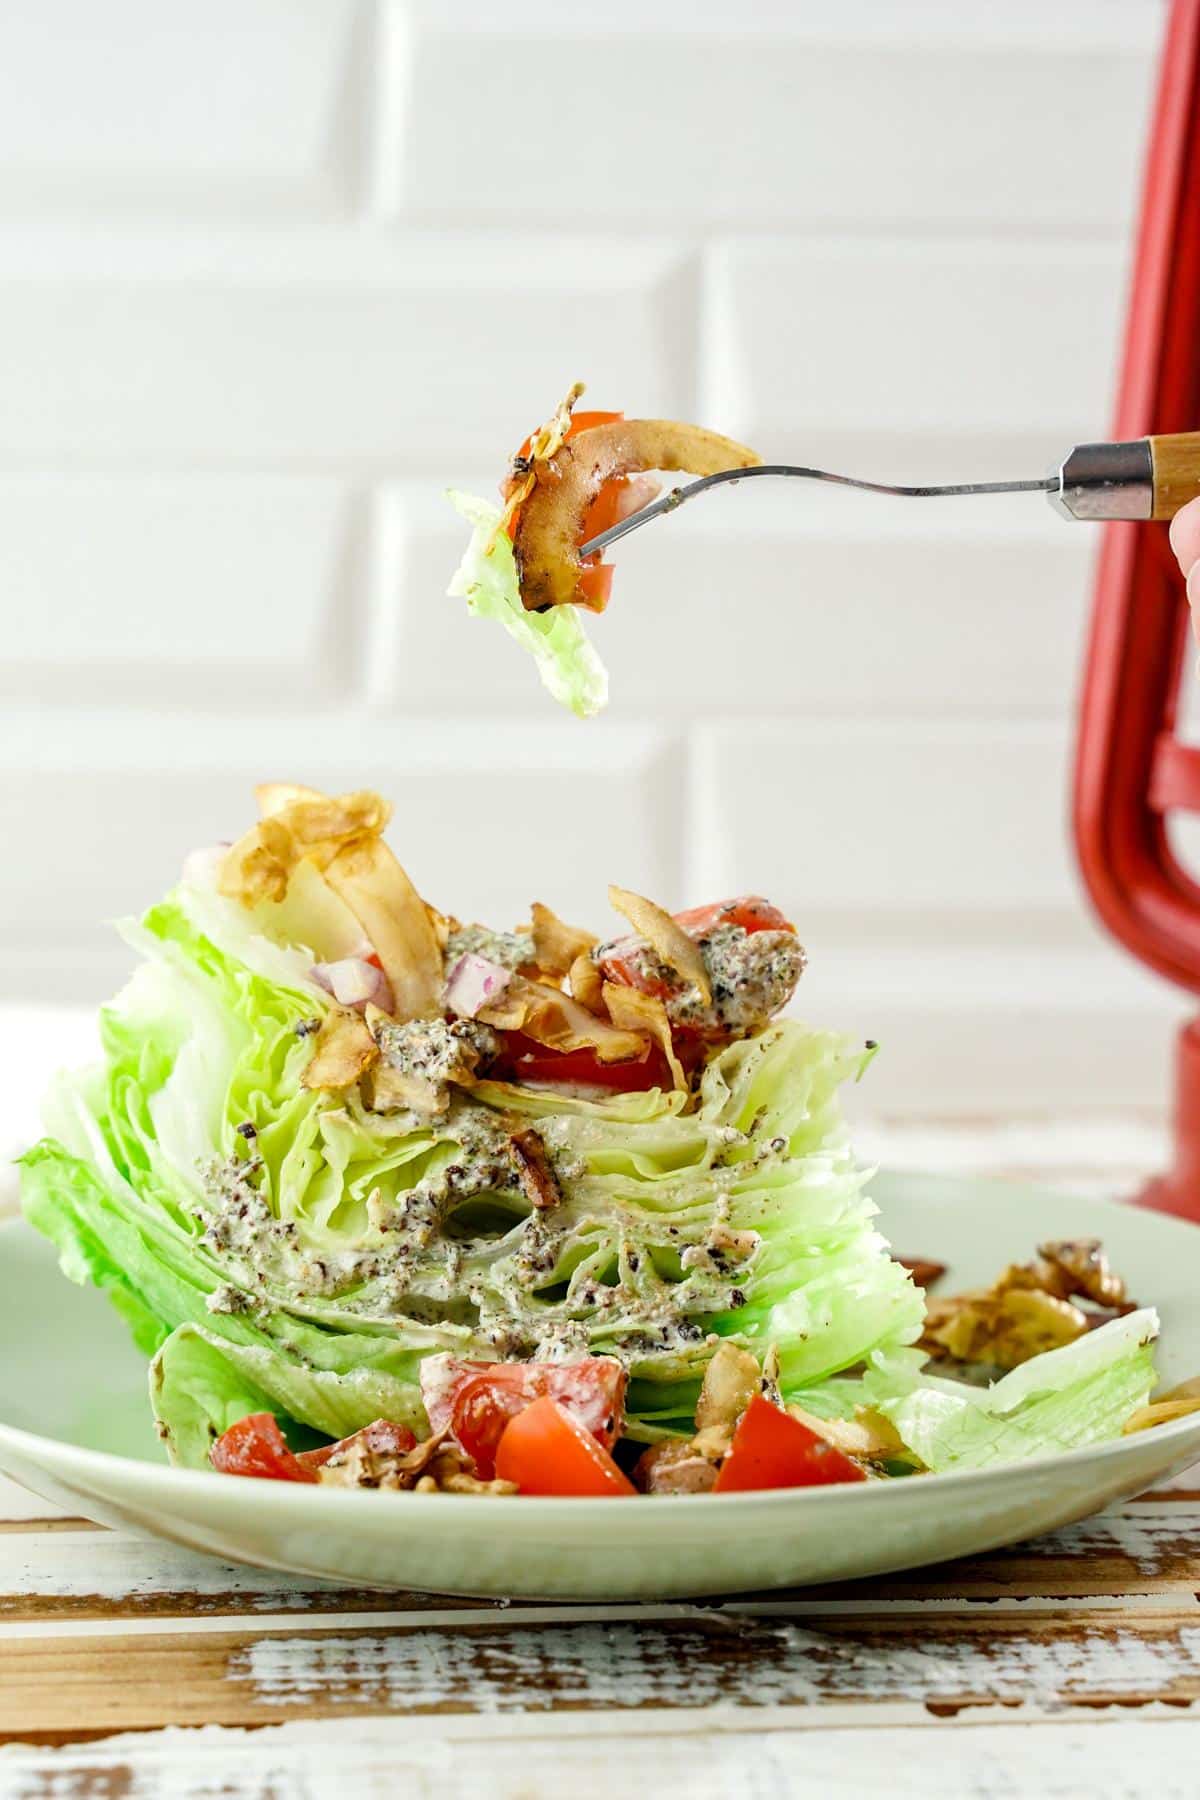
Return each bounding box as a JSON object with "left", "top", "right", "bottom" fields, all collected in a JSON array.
[{"left": 2, "top": 1106, "right": 1198, "bottom": 1799}]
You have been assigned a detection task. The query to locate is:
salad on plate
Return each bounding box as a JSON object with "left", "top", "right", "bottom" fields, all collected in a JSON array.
[{"left": 19, "top": 783, "right": 1195, "bottom": 1499}]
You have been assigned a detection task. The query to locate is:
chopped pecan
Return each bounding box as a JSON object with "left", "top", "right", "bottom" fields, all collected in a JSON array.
[
  {"left": 894, "top": 1254, "right": 947, "bottom": 1290},
  {"left": 414, "top": 1455, "right": 518, "bottom": 1496},
  {"left": 510, "top": 1128, "right": 562, "bottom": 1211},
  {"left": 316, "top": 1427, "right": 450, "bottom": 1491},
  {"left": 634, "top": 1438, "right": 719, "bottom": 1495},
  {"left": 695, "top": 1341, "right": 760, "bottom": 1433},
  {"left": 709, "top": 1223, "right": 761, "bottom": 1262},
  {"left": 317, "top": 1427, "right": 517, "bottom": 1495},
  {"left": 998, "top": 1238, "right": 1129, "bottom": 1310},
  {"left": 1040, "top": 1239, "right": 1128, "bottom": 1309}
]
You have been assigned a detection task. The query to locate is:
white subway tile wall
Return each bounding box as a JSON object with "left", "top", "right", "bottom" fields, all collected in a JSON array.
[{"left": 4, "top": 0, "right": 1188, "bottom": 1111}]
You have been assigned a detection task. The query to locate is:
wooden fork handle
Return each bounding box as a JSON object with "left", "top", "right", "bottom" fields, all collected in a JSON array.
[{"left": 1150, "top": 433, "right": 1200, "bottom": 519}]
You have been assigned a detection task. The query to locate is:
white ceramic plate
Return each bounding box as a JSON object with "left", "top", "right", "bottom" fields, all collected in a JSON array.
[{"left": 2, "top": 1170, "right": 1200, "bottom": 1601}]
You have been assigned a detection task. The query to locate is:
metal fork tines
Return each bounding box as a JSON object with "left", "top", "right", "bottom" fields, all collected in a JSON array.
[{"left": 577, "top": 463, "right": 1058, "bottom": 561}]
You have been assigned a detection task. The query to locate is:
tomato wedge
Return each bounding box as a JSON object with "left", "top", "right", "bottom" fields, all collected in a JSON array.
[
  {"left": 210, "top": 1412, "right": 317, "bottom": 1484},
  {"left": 420, "top": 1355, "right": 627, "bottom": 1480},
  {"left": 494, "top": 1396, "right": 636, "bottom": 1496},
  {"left": 295, "top": 1419, "right": 416, "bottom": 1474},
  {"left": 576, "top": 560, "right": 614, "bottom": 611},
  {"left": 504, "top": 408, "right": 628, "bottom": 611},
  {"left": 713, "top": 1396, "right": 867, "bottom": 1493},
  {"left": 671, "top": 896, "right": 795, "bottom": 939},
  {"left": 495, "top": 1030, "right": 662, "bottom": 1092},
  {"left": 494, "top": 1029, "right": 704, "bottom": 1094}
]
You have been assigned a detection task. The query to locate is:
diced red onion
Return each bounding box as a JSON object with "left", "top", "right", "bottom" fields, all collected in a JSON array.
[
  {"left": 444, "top": 952, "right": 512, "bottom": 1018},
  {"left": 310, "top": 956, "right": 391, "bottom": 1011},
  {"left": 181, "top": 844, "right": 231, "bottom": 889}
]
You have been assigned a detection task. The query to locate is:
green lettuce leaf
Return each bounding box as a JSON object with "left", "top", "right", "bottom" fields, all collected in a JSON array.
[
  {"left": 446, "top": 490, "right": 608, "bottom": 718},
  {"left": 866, "top": 1309, "right": 1159, "bottom": 1472},
  {"left": 150, "top": 1324, "right": 427, "bottom": 1468}
]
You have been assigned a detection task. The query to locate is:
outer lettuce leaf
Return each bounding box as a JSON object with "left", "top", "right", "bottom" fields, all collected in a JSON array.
[
  {"left": 20, "top": 1143, "right": 179, "bottom": 1359},
  {"left": 867, "top": 1310, "right": 1159, "bottom": 1472},
  {"left": 150, "top": 1325, "right": 427, "bottom": 1469},
  {"left": 20, "top": 1140, "right": 438, "bottom": 1460},
  {"left": 21, "top": 893, "right": 468, "bottom": 1465},
  {"left": 447, "top": 490, "right": 608, "bottom": 718},
  {"left": 178, "top": 860, "right": 366, "bottom": 978}
]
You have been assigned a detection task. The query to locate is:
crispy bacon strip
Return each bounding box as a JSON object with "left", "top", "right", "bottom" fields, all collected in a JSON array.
[
  {"left": 603, "top": 982, "right": 687, "bottom": 1090},
  {"left": 254, "top": 781, "right": 326, "bottom": 817},
  {"left": 922, "top": 1287, "right": 1089, "bottom": 1369},
  {"left": 479, "top": 973, "right": 647, "bottom": 1064},
  {"left": 608, "top": 884, "right": 712, "bottom": 1005},
  {"left": 569, "top": 951, "right": 605, "bottom": 1013},
  {"left": 301, "top": 1008, "right": 379, "bottom": 1092},
  {"left": 323, "top": 835, "right": 443, "bottom": 1023},
  {"left": 530, "top": 902, "right": 597, "bottom": 979},
  {"left": 219, "top": 788, "right": 391, "bottom": 907}
]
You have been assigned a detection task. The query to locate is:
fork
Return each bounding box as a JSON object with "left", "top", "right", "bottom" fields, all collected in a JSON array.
[{"left": 577, "top": 433, "right": 1200, "bottom": 561}]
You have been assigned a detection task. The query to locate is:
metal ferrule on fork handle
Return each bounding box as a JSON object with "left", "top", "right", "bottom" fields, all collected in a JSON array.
[{"left": 1049, "top": 432, "right": 1200, "bottom": 521}]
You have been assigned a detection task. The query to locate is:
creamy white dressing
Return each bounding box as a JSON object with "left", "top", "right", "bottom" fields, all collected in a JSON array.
[
  {"left": 374, "top": 1016, "right": 499, "bottom": 1087},
  {"left": 593, "top": 924, "right": 805, "bottom": 1035},
  {"left": 444, "top": 924, "right": 532, "bottom": 972},
  {"left": 191, "top": 1079, "right": 774, "bottom": 1370}
]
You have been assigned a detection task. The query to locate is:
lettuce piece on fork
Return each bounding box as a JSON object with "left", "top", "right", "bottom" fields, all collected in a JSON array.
[{"left": 447, "top": 490, "right": 608, "bottom": 719}]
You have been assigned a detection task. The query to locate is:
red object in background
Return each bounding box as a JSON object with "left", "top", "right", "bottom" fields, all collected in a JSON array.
[{"left": 1074, "top": 0, "right": 1200, "bottom": 1219}]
